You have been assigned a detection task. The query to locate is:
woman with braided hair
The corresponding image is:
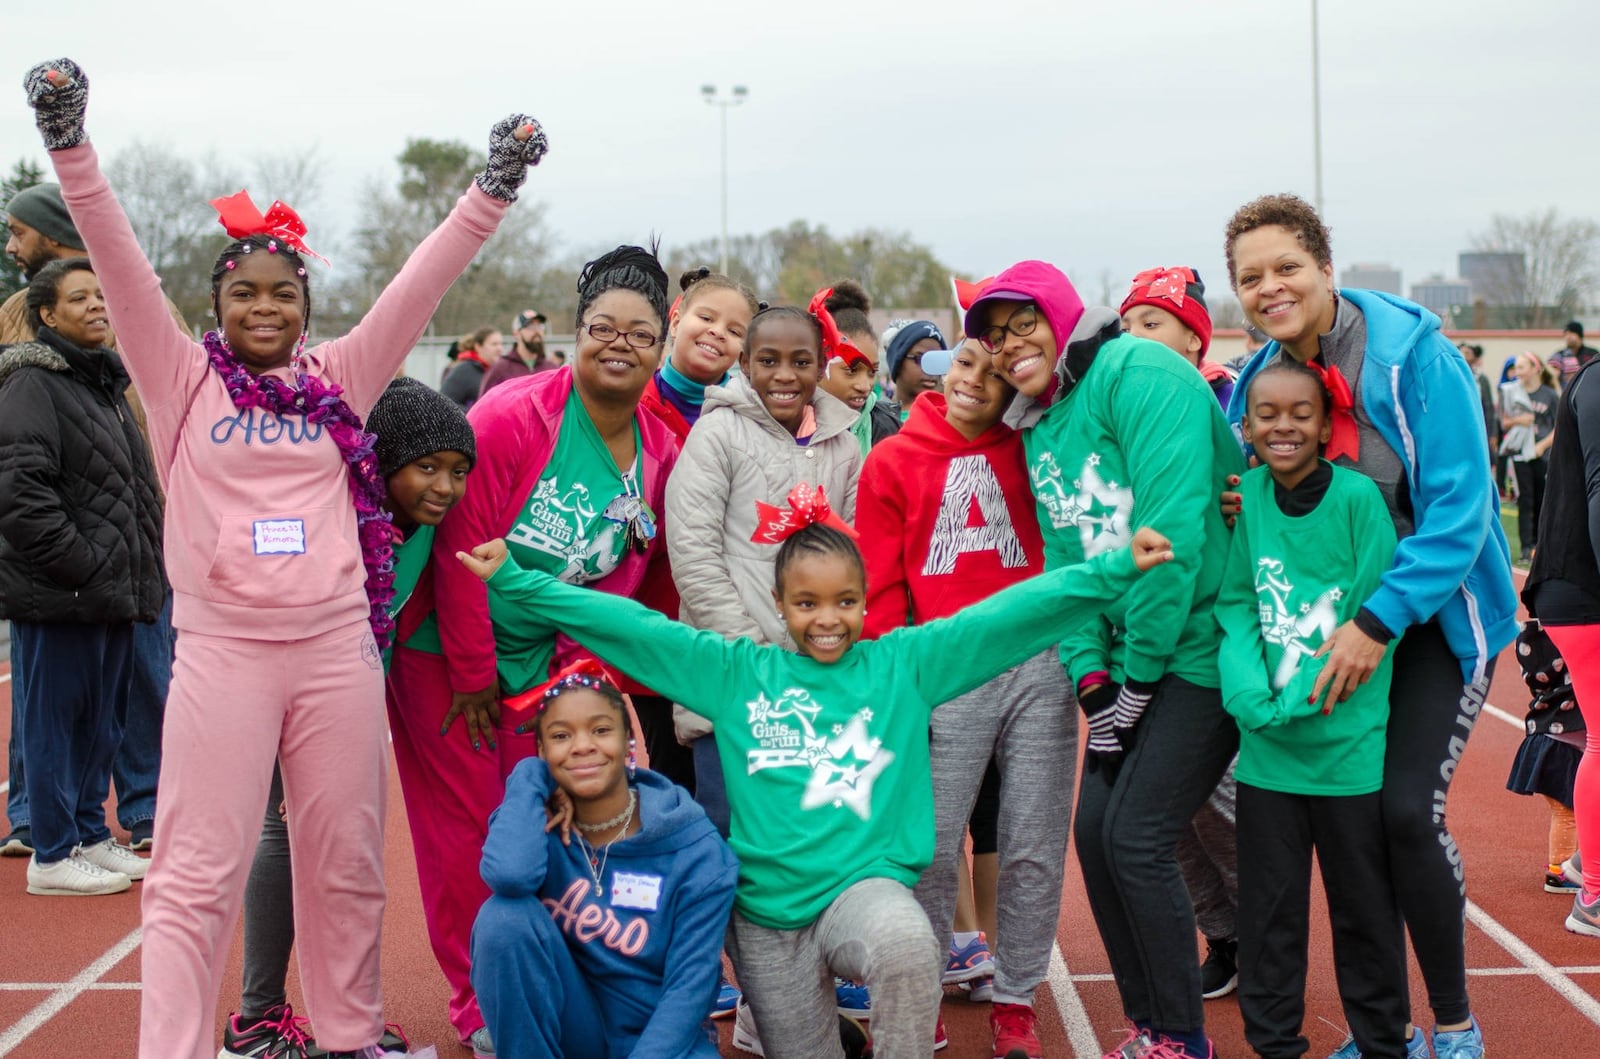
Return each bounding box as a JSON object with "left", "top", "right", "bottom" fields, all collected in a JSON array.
[{"left": 23, "top": 57, "right": 547, "bottom": 1059}]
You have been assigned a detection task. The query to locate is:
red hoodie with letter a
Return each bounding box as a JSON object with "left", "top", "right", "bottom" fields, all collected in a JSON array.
[{"left": 856, "top": 391, "right": 1045, "bottom": 636}]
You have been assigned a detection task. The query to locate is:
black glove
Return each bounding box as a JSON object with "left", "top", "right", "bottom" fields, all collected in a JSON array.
[
  {"left": 1112, "top": 677, "right": 1159, "bottom": 748},
  {"left": 1079, "top": 681, "right": 1122, "bottom": 775},
  {"left": 23, "top": 58, "right": 88, "bottom": 150},
  {"left": 474, "top": 113, "right": 549, "bottom": 202}
]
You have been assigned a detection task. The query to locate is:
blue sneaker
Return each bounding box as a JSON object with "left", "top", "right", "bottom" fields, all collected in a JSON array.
[
  {"left": 1431, "top": 1016, "right": 1482, "bottom": 1059},
  {"left": 943, "top": 932, "right": 995, "bottom": 984},
  {"left": 711, "top": 980, "right": 741, "bottom": 1020},
  {"left": 834, "top": 977, "right": 871, "bottom": 1019},
  {"left": 1327, "top": 1028, "right": 1430, "bottom": 1059}
]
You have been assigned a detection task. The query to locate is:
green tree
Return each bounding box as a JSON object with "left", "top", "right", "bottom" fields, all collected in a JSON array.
[{"left": 0, "top": 157, "right": 47, "bottom": 300}]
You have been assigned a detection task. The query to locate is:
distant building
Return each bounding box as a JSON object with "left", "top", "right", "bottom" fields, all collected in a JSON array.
[
  {"left": 1459, "top": 251, "right": 1527, "bottom": 306},
  {"left": 1340, "top": 263, "right": 1401, "bottom": 295},
  {"left": 1410, "top": 275, "right": 1471, "bottom": 317}
]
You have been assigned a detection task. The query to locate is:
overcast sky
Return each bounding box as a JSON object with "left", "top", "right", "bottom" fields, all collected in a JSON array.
[{"left": 5, "top": 0, "right": 1595, "bottom": 309}]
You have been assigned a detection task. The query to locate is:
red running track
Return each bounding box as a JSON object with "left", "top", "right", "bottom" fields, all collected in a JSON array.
[{"left": 0, "top": 616, "right": 1598, "bottom": 1057}]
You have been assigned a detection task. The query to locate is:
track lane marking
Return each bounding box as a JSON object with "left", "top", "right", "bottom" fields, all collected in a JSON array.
[
  {"left": 0, "top": 927, "right": 142, "bottom": 1056},
  {"left": 1048, "top": 943, "right": 1102, "bottom": 1058},
  {"left": 1466, "top": 900, "right": 1600, "bottom": 1027}
]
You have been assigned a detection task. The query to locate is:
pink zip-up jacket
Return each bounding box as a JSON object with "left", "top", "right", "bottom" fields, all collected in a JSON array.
[
  {"left": 52, "top": 143, "right": 509, "bottom": 641},
  {"left": 422, "top": 367, "right": 679, "bottom": 694}
]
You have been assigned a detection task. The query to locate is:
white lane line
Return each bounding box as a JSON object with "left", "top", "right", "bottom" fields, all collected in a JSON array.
[
  {"left": 1048, "top": 943, "right": 1103, "bottom": 1058},
  {"left": 1483, "top": 702, "right": 1523, "bottom": 731},
  {"left": 1466, "top": 900, "right": 1600, "bottom": 1027},
  {"left": 0, "top": 782, "right": 7, "bottom": 796},
  {"left": 1469, "top": 966, "right": 1600, "bottom": 976},
  {"left": 0, "top": 926, "right": 142, "bottom": 1057},
  {"left": 0, "top": 982, "right": 141, "bottom": 991},
  {"left": 0, "top": 672, "right": 10, "bottom": 684}
]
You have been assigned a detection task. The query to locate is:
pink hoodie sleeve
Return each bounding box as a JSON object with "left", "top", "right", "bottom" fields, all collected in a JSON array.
[
  {"left": 51, "top": 144, "right": 204, "bottom": 421},
  {"left": 318, "top": 186, "right": 508, "bottom": 416}
]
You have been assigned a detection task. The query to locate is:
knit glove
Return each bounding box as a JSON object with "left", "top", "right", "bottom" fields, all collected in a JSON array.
[
  {"left": 1079, "top": 682, "right": 1122, "bottom": 774},
  {"left": 474, "top": 113, "right": 549, "bottom": 203},
  {"left": 1112, "top": 678, "right": 1159, "bottom": 748},
  {"left": 23, "top": 58, "right": 88, "bottom": 150}
]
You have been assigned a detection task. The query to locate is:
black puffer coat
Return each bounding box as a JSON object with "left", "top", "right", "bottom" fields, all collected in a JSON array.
[{"left": 0, "top": 327, "right": 165, "bottom": 623}]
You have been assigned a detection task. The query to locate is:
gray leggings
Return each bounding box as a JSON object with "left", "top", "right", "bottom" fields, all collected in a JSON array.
[
  {"left": 726, "top": 877, "right": 940, "bottom": 1059},
  {"left": 912, "top": 650, "right": 1076, "bottom": 1006},
  {"left": 1176, "top": 758, "right": 1239, "bottom": 943},
  {"left": 240, "top": 761, "right": 295, "bottom": 1018}
]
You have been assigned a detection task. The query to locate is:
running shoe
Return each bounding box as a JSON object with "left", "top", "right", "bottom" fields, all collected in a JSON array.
[
  {"left": 934, "top": 1017, "right": 948, "bottom": 1051},
  {"left": 712, "top": 980, "right": 742, "bottom": 1019},
  {"left": 220, "top": 1004, "right": 313, "bottom": 1058},
  {"left": 309, "top": 1025, "right": 409, "bottom": 1058},
  {"left": 25, "top": 849, "right": 130, "bottom": 896},
  {"left": 1198, "top": 937, "right": 1238, "bottom": 999},
  {"left": 1566, "top": 890, "right": 1600, "bottom": 938},
  {"left": 964, "top": 975, "right": 995, "bottom": 1003},
  {"left": 1327, "top": 1027, "right": 1430, "bottom": 1059},
  {"left": 1431, "top": 1016, "right": 1484, "bottom": 1059},
  {"left": 991, "top": 1001, "right": 1041, "bottom": 1059},
  {"left": 129, "top": 819, "right": 153, "bottom": 852},
  {"left": 1102, "top": 1028, "right": 1183, "bottom": 1058},
  {"left": 467, "top": 1025, "right": 493, "bottom": 1058},
  {"left": 834, "top": 977, "right": 871, "bottom": 1019},
  {"left": 77, "top": 837, "right": 149, "bottom": 880},
  {"left": 732, "top": 1001, "right": 872, "bottom": 1058},
  {"left": 944, "top": 932, "right": 996, "bottom": 984},
  {"left": 0, "top": 826, "right": 32, "bottom": 857},
  {"left": 1546, "top": 862, "right": 1581, "bottom": 893},
  {"left": 1562, "top": 848, "right": 1584, "bottom": 887}
]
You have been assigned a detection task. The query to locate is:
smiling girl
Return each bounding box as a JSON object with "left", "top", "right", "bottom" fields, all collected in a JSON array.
[
  {"left": 458, "top": 508, "right": 1174, "bottom": 1059},
  {"left": 639, "top": 266, "right": 759, "bottom": 442},
  {"left": 25, "top": 55, "right": 545, "bottom": 1059},
  {"left": 819, "top": 280, "right": 899, "bottom": 454}
]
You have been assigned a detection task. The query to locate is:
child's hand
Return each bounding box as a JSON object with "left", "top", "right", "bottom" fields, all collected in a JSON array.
[
  {"left": 456, "top": 539, "right": 509, "bottom": 581},
  {"left": 1220, "top": 475, "right": 1243, "bottom": 528},
  {"left": 545, "top": 788, "right": 575, "bottom": 847},
  {"left": 442, "top": 684, "right": 501, "bottom": 751},
  {"left": 1129, "top": 527, "right": 1175, "bottom": 571}
]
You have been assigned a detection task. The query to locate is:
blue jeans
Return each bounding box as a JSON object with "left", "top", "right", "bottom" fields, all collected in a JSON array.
[
  {"left": 691, "top": 735, "right": 729, "bottom": 839},
  {"left": 113, "top": 591, "right": 173, "bottom": 828},
  {"left": 7, "top": 625, "right": 28, "bottom": 832}
]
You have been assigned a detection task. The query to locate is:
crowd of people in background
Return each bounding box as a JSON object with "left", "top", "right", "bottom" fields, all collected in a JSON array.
[{"left": 3, "top": 55, "right": 1599, "bottom": 1059}]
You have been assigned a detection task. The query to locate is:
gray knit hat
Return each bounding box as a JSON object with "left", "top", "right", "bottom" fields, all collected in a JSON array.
[
  {"left": 4, "top": 183, "right": 81, "bottom": 250},
  {"left": 368, "top": 377, "right": 477, "bottom": 479}
]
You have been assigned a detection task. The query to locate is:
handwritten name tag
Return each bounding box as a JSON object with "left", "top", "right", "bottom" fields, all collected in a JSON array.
[
  {"left": 254, "top": 519, "right": 306, "bottom": 556},
  {"left": 611, "top": 871, "right": 663, "bottom": 912}
]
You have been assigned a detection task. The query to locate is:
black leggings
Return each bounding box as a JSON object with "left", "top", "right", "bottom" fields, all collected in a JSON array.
[{"left": 1381, "top": 622, "right": 1493, "bottom": 1026}]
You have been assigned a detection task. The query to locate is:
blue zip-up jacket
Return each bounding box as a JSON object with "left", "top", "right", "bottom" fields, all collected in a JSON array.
[
  {"left": 481, "top": 762, "right": 738, "bottom": 1059},
  {"left": 1226, "top": 289, "right": 1517, "bottom": 682}
]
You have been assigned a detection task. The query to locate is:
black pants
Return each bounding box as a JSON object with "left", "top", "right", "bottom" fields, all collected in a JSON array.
[
  {"left": 1382, "top": 622, "right": 1492, "bottom": 1026},
  {"left": 1513, "top": 458, "right": 1546, "bottom": 552},
  {"left": 1237, "top": 784, "right": 1407, "bottom": 1059},
  {"left": 1074, "top": 676, "right": 1238, "bottom": 1035},
  {"left": 630, "top": 694, "right": 695, "bottom": 795}
]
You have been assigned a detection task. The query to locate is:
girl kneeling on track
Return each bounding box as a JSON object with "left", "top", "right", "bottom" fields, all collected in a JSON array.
[{"left": 457, "top": 491, "right": 1175, "bottom": 1059}]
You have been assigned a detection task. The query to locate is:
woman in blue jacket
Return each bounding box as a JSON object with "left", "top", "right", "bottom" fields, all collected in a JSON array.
[
  {"left": 471, "top": 660, "right": 739, "bottom": 1059},
  {"left": 1223, "top": 194, "right": 1517, "bottom": 1059}
]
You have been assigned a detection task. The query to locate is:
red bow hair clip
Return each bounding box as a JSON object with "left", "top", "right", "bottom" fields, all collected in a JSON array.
[
  {"left": 500, "top": 658, "right": 618, "bottom": 729},
  {"left": 210, "top": 190, "right": 330, "bottom": 265},
  {"left": 1304, "top": 359, "right": 1361, "bottom": 462},
  {"left": 751, "top": 483, "right": 860, "bottom": 544},
  {"left": 951, "top": 275, "right": 997, "bottom": 312},
  {"left": 1128, "top": 266, "right": 1197, "bottom": 308},
  {"left": 808, "top": 288, "right": 870, "bottom": 368}
]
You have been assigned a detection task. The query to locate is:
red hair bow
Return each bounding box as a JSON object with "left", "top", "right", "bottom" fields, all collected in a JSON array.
[
  {"left": 808, "top": 288, "right": 870, "bottom": 368},
  {"left": 951, "top": 275, "right": 996, "bottom": 311},
  {"left": 209, "top": 190, "right": 329, "bottom": 265},
  {"left": 751, "top": 483, "right": 860, "bottom": 544},
  {"left": 1129, "top": 266, "right": 1196, "bottom": 308},
  {"left": 500, "top": 658, "right": 617, "bottom": 728},
  {"left": 1305, "top": 359, "right": 1361, "bottom": 462}
]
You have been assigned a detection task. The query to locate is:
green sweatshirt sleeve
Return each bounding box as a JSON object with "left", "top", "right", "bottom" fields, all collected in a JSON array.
[
  {"left": 1215, "top": 506, "right": 1280, "bottom": 733},
  {"left": 894, "top": 545, "right": 1142, "bottom": 707},
  {"left": 485, "top": 561, "right": 742, "bottom": 723},
  {"left": 1108, "top": 360, "right": 1224, "bottom": 683}
]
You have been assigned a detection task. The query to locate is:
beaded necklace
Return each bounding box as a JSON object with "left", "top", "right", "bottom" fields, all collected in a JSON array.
[{"left": 575, "top": 788, "right": 637, "bottom": 897}]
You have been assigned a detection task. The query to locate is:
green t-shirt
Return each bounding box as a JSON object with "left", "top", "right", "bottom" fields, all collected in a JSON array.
[
  {"left": 1021, "top": 333, "right": 1244, "bottom": 687},
  {"left": 485, "top": 544, "right": 1143, "bottom": 929},
  {"left": 1215, "top": 463, "right": 1398, "bottom": 795},
  {"left": 386, "top": 523, "right": 436, "bottom": 666}
]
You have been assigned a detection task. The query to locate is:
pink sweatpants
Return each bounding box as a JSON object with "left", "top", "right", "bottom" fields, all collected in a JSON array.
[
  {"left": 1545, "top": 623, "right": 1600, "bottom": 897},
  {"left": 139, "top": 622, "right": 388, "bottom": 1059},
  {"left": 386, "top": 646, "right": 540, "bottom": 1041}
]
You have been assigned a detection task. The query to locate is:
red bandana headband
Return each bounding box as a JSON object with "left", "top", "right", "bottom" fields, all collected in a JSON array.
[
  {"left": 500, "top": 658, "right": 619, "bottom": 729},
  {"left": 1305, "top": 358, "right": 1361, "bottom": 462},
  {"left": 210, "top": 190, "right": 330, "bottom": 265},
  {"left": 751, "top": 483, "right": 860, "bottom": 544},
  {"left": 808, "top": 288, "right": 870, "bottom": 368},
  {"left": 1128, "top": 266, "right": 1196, "bottom": 309}
]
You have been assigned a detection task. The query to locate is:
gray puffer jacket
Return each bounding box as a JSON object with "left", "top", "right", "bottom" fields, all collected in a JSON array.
[{"left": 666, "top": 373, "right": 862, "bottom": 740}]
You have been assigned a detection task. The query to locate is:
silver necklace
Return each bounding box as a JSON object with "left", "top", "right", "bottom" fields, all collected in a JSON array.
[
  {"left": 576, "top": 790, "right": 636, "bottom": 897},
  {"left": 574, "top": 789, "right": 637, "bottom": 834}
]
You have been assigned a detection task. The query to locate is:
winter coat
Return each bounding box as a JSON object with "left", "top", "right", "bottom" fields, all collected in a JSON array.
[
  {"left": 0, "top": 327, "right": 164, "bottom": 623},
  {"left": 666, "top": 374, "right": 861, "bottom": 741}
]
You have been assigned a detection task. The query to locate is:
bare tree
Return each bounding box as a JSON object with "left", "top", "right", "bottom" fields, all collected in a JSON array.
[{"left": 1469, "top": 209, "right": 1600, "bottom": 327}]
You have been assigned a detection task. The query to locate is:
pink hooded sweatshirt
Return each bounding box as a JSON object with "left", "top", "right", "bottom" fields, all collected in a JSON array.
[{"left": 52, "top": 143, "right": 508, "bottom": 641}]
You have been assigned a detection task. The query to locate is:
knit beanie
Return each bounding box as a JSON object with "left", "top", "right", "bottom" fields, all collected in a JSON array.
[
  {"left": 368, "top": 377, "right": 477, "bottom": 479},
  {"left": 1566, "top": 321, "right": 1584, "bottom": 340},
  {"left": 884, "top": 320, "right": 946, "bottom": 381},
  {"left": 4, "top": 183, "right": 81, "bottom": 250},
  {"left": 1119, "top": 267, "right": 1213, "bottom": 356}
]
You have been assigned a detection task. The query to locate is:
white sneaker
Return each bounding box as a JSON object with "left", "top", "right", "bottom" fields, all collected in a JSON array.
[
  {"left": 76, "top": 838, "right": 149, "bottom": 880},
  {"left": 733, "top": 999, "right": 765, "bottom": 1056},
  {"left": 27, "top": 849, "right": 132, "bottom": 895}
]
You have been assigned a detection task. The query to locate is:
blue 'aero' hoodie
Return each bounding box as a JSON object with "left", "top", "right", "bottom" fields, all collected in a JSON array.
[
  {"left": 481, "top": 761, "right": 739, "bottom": 1058},
  {"left": 1226, "top": 288, "right": 1518, "bottom": 682}
]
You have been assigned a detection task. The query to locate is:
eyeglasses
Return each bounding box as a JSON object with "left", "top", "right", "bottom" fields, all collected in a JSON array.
[
  {"left": 978, "top": 303, "right": 1039, "bottom": 353},
  {"left": 582, "top": 322, "right": 660, "bottom": 349}
]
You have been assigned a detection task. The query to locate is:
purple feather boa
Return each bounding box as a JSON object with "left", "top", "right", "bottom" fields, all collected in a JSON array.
[{"left": 203, "top": 331, "right": 396, "bottom": 649}]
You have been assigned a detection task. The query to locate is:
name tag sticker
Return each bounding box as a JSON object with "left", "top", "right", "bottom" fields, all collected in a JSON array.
[
  {"left": 611, "top": 871, "right": 663, "bottom": 912},
  {"left": 254, "top": 519, "right": 306, "bottom": 556}
]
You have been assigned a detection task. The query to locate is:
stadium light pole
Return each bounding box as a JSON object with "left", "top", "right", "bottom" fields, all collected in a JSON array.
[
  {"left": 1311, "top": 0, "right": 1324, "bottom": 214},
  {"left": 701, "top": 84, "right": 749, "bottom": 274}
]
